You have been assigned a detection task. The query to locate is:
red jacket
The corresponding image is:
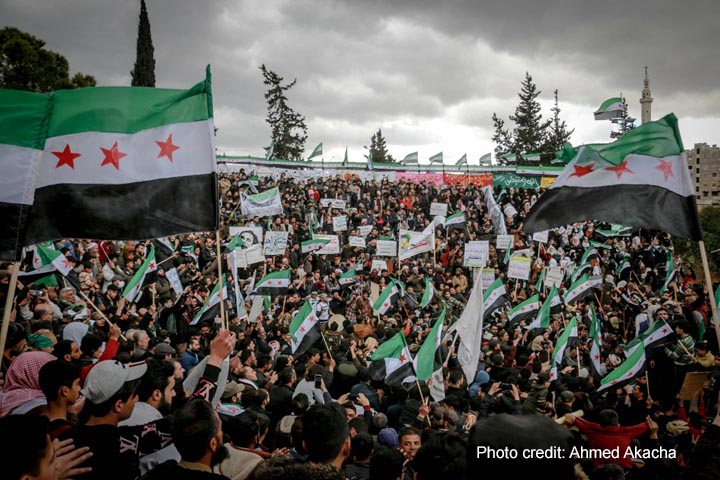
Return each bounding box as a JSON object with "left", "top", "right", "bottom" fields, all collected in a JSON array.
[{"left": 574, "top": 417, "right": 649, "bottom": 469}]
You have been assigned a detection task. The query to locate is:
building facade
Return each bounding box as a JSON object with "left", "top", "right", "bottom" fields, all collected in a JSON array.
[{"left": 687, "top": 143, "right": 720, "bottom": 210}]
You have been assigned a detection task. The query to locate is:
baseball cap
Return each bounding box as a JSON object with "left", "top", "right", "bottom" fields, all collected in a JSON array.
[{"left": 82, "top": 360, "right": 147, "bottom": 404}]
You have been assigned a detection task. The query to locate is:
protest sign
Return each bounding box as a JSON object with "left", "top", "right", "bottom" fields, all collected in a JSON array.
[
  {"left": 430, "top": 202, "right": 448, "bottom": 217},
  {"left": 463, "top": 241, "right": 489, "bottom": 268},
  {"left": 508, "top": 256, "right": 532, "bottom": 280},
  {"left": 496, "top": 234, "right": 514, "bottom": 250},
  {"left": 263, "top": 231, "right": 289, "bottom": 256},
  {"left": 376, "top": 240, "right": 397, "bottom": 257}
]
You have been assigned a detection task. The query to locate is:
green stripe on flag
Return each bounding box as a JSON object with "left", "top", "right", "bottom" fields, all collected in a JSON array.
[
  {"left": 415, "top": 308, "right": 445, "bottom": 381},
  {"left": 0, "top": 89, "right": 52, "bottom": 149},
  {"left": 47, "top": 79, "right": 212, "bottom": 137}
]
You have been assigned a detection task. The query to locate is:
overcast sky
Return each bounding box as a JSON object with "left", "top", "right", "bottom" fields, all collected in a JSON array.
[{"left": 3, "top": 0, "right": 720, "bottom": 164}]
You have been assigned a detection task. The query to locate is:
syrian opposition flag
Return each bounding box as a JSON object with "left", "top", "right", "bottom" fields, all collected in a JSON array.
[
  {"left": 563, "top": 274, "right": 602, "bottom": 305},
  {"left": 553, "top": 318, "right": 578, "bottom": 366},
  {"left": 289, "top": 301, "right": 320, "bottom": 355},
  {"left": 25, "top": 72, "right": 218, "bottom": 245},
  {"left": 122, "top": 246, "right": 157, "bottom": 301},
  {"left": 301, "top": 238, "right": 330, "bottom": 254},
  {"left": 594, "top": 97, "right": 624, "bottom": 120},
  {"left": 402, "top": 152, "right": 419, "bottom": 165},
  {"left": 588, "top": 305, "right": 603, "bottom": 375},
  {"left": 508, "top": 294, "right": 540, "bottom": 326},
  {"left": 482, "top": 278, "right": 508, "bottom": 319},
  {"left": 308, "top": 142, "right": 323, "bottom": 159},
  {"left": 339, "top": 268, "right": 358, "bottom": 286},
  {"left": 19, "top": 245, "right": 74, "bottom": 277},
  {"left": 478, "top": 152, "right": 492, "bottom": 165},
  {"left": 598, "top": 344, "right": 646, "bottom": 392},
  {"left": 596, "top": 224, "right": 633, "bottom": 237},
  {"left": 191, "top": 275, "right": 227, "bottom": 325},
  {"left": 368, "top": 331, "right": 414, "bottom": 387},
  {"left": 571, "top": 262, "right": 591, "bottom": 283},
  {"left": 224, "top": 235, "right": 245, "bottom": 253},
  {"left": 373, "top": 282, "right": 400, "bottom": 314},
  {"left": 455, "top": 154, "right": 468, "bottom": 166},
  {"left": 659, "top": 251, "right": 676, "bottom": 295},
  {"left": 429, "top": 152, "right": 443, "bottom": 164},
  {"left": 0, "top": 90, "right": 52, "bottom": 261},
  {"left": 624, "top": 319, "right": 674, "bottom": 356},
  {"left": 419, "top": 278, "right": 435, "bottom": 308},
  {"left": 445, "top": 212, "right": 465, "bottom": 228},
  {"left": 526, "top": 286, "right": 561, "bottom": 330},
  {"left": 398, "top": 228, "right": 434, "bottom": 260},
  {"left": 30, "top": 241, "right": 56, "bottom": 269},
  {"left": 524, "top": 114, "right": 702, "bottom": 241},
  {"left": 415, "top": 308, "right": 446, "bottom": 381},
  {"left": 616, "top": 258, "right": 631, "bottom": 278},
  {"left": 253, "top": 270, "right": 291, "bottom": 296}
]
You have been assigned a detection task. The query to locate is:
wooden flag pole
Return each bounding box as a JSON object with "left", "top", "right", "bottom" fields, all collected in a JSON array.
[
  {"left": 0, "top": 262, "right": 21, "bottom": 360},
  {"left": 76, "top": 289, "right": 127, "bottom": 342},
  {"left": 698, "top": 240, "right": 720, "bottom": 349},
  {"left": 216, "top": 229, "right": 227, "bottom": 330}
]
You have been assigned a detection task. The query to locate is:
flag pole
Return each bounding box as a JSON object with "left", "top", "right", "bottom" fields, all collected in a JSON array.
[
  {"left": 76, "top": 289, "right": 127, "bottom": 342},
  {"left": 0, "top": 262, "right": 21, "bottom": 361},
  {"left": 319, "top": 330, "right": 333, "bottom": 357},
  {"left": 215, "top": 229, "right": 227, "bottom": 330},
  {"left": 698, "top": 240, "right": 720, "bottom": 349}
]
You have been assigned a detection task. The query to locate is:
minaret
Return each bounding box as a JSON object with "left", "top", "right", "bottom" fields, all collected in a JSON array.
[{"left": 640, "top": 66, "right": 653, "bottom": 124}]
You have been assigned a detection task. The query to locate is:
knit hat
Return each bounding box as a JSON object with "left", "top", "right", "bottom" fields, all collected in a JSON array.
[{"left": 377, "top": 427, "right": 398, "bottom": 449}]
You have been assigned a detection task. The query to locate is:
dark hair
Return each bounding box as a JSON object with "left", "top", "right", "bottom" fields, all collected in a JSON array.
[
  {"left": 240, "top": 349, "right": 255, "bottom": 365},
  {"left": 291, "top": 393, "right": 309, "bottom": 415},
  {"left": 598, "top": 409, "right": 620, "bottom": 427},
  {"left": 302, "top": 404, "right": 349, "bottom": 463},
  {"left": 135, "top": 359, "right": 175, "bottom": 403},
  {"left": 80, "top": 333, "right": 103, "bottom": 357},
  {"left": 225, "top": 410, "right": 263, "bottom": 448},
  {"left": 412, "top": 431, "right": 467, "bottom": 480},
  {"left": 278, "top": 366, "right": 295, "bottom": 386},
  {"left": 172, "top": 399, "right": 220, "bottom": 462},
  {"left": 0, "top": 415, "right": 51, "bottom": 479},
  {"left": 38, "top": 360, "right": 81, "bottom": 401},
  {"left": 398, "top": 426, "right": 421, "bottom": 442},
  {"left": 52, "top": 339, "right": 75, "bottom": 360},
  {"left": 349, "top": 417, "right": 368, "bottom": 434},
  {"left": 350, "top": 432, "right": 374, "bottom": 462},
  {"left": 370, "top": 445, "right": 404, "bottom": 480}
]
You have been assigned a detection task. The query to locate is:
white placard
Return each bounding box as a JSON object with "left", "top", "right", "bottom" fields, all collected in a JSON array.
[
  {"left": 333, "top": 215, "right": 348, "bottom": 232},
  {"left": 496, "top": 234, "right": 515, "bottom": 250},
  {"left": 263, "top": 231, "right": 289, "bottom": 256},
  {"left": 320, "top": 198, "right": 333, "bottom": 207},
  {"left": 358, "top": 225, "right": 373, "bottom": 237},
  {"left": 463, "top": 241, "right": 489, "bottom": 268},
  {"left": 245, "top": 244, "right": 266, "bottom": 265},
  {"left": 349, "top": 236, "right": 366, "bottom": 248},
  {"left": 371, "top": 260, "right": 388, "bottom": 272},
  {"left": 503, "top": 204, "right": 518, "bottom": 218},
  {"left": 312, "top": 234, "right": 341, "bottom": 254},
  {"left": 165, "top": 267, "right": 184, "bottom": 297},
  {"left": 234, "top": 247, "right": 248, "bottom": 268},
  {"left": 508, "top": 256, "right": 532, "bottom": 280},
  {"left": 228, "top": 226, "right": 263, "bottom": 247},
  {"left": 433, "top": 216, "right": 446, "bottom": 227},
  {"left": 481, "top": 268, "right": 496, "bottom": 286},
  {"left": 376, "top": 240, "right": 397, "bottom": 257},
  {"left": 532, "top": 230, "right": 549, "bottom": 243},
  {"left": 545, "top": 266, "right": 564, "bottom": 289},
  {"left": 430, "top": 202, "right": 448, "bottom": 217},
  {"left": 331, "top": 199, "right": 347, "bottom": 210}
]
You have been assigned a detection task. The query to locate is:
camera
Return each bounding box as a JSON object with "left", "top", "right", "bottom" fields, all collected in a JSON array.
[
  {"left": 349, "top": 394, "right": 359, "bottom": 402},
  {"left": 30, "top": 290, "right": 43, "bottom": 297},
  {"left": 500, "top": 383, "right": 513, "bottom": 391}
]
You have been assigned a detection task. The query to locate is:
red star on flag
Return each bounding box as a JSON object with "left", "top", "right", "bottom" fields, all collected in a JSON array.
[
  {"left": 655, "top": 158, "right": 675, "bottom": 182},
  {"left": 100, "top": 141, "right": 128, "bottom": 170},
  {"left": 52, "top": 144, "right": 81, "bottom": 169},
  {"left": 662, "top": 327, "right": 668, "bottom": 334},
  {"left": 549, "top": 371, "right": 555, "bottom": 379},
  {"left": 61, "top": 258, "right": 72, "bottom": 269},
  {"left": 149, "top": 262, "right": 157, "bottom": 270},
  {"left": 399, "top": 353, "right": 406, "bottom": 362},
  {"left": 156, "top": 134, "right": 180, "bottom": 162},
  {"left": 299, "top": 327, "right": 306, "bottom": 333},
  {"left": 604, "top": 160, "right": 634, "bottom": 179},
  {"left": 593, "top": 354, "right": 600, "bottom": 361},
  {"left": 570, "top": 163, "right": 595, "bottom": 178}
]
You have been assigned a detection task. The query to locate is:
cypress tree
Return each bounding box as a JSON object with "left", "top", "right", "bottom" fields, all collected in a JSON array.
[{"left": 131, "top": 0, "right": 156, "bottom": 87}]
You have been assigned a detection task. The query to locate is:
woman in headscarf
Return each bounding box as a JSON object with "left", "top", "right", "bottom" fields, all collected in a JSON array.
[{"left": 0, "top": 350, "right": 55, "bottom": 417}]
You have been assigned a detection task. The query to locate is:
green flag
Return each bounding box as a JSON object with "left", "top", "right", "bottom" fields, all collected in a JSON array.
[
  {"left": 415, "top": 308, "right": 446, "bottom": 381},
  {"left": 122, "top": 246, "right": 157, "bottom": 301},
  {"left": 308, "top": 142, "right": 323, "bottom": 159}
]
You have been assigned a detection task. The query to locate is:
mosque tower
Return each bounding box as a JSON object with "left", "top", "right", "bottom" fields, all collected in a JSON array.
[{"left": 640, "top": 67, "right": 653, "bottom": 124}]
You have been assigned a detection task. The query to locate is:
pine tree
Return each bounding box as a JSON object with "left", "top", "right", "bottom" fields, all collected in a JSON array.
[
  {"left": 491, "top": 113, "right": 514, "bottom": 159},
  {"left": 509, "top": 72, "right": 550, "bottom": 155},
  {"left": 131, "top": 0, "right": 156, "bottom": 87},
  {"left": 369, "top": 128, "right": 395, "bottom": 163},
  {"left": 544, "top": 89, "right": 574, "bottom": 152},
  {"left": 260, "top": 65, "right": 308, "bottom": 161}
]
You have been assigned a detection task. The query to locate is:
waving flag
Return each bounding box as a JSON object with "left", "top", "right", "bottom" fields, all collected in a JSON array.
[
  {"left": 524, "top": 114, "right": 701, "bottom": 240},
  {"left": 599, "top": 345, "right": 645, "bottom": 392},
  {"left": 659, "top": 251, "right": 676, "bottom": 295},
  {"left": 482, "top": 278, "right": 508, "bottom": 319},
  {"left": 191, "top": 274, "right": 227, "bottom": 325},
  {"left": 373, "top": 282, "right": 400, "bottom": 314},
  {"left": 553, "top": 318, "right": 578, "bottom": 366},
  {"left": 419, "top": 278, "right": 435, "bottom": 308},
  {"left": 594, "top": 97, "right": 624, "bottom": 120},
  {"left": 402, "top": 152, "right": 419, "bottom": 165},
  {"left": 289, "top": 301, "right": 319, "bottom": 355},
  {"left": 429, "top": 152, "right": 443, "bottom": 164},
  {"left": 308, "top": 142, "right": 323, "bottom": 159},
  {"left": 507, "top": 294, "right": 540, "bottom": 326},
  {"left": 253, "top": 270, "right": 291, "bottom": 296},
  {"left": 301, "top": 238, "right": 330, "bottom": 253},
  {"left": 589, "top": 305, "right": 603, "bottom": 375},
  {"left": 455, "top": 153, "right": 468, "bottom": 166},
  {"left": 122, "top": 246, "right": 157, "bottom": 301},
  {"left": 368, "top": 331, "right": 414, "bottom": 387},
  {"left": 25, "top": 70, "right": 218, "bottom": 245},
  {"left": 415, "top": 308, "right": 446, "bottom": 381}
]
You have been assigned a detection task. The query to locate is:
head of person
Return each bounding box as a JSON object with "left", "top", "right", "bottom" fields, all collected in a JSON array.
[
  {"left": 171, "top": 398, "right": 228, "bottom": 466},
  {"left": 412, "top": 431, "right": 467, "bottom": 480},
  {"left": 81, "top": 359, "right": 147, "bottom": 422},
  {"left": 398, "top": 426, "right": 422, "bottom": 460},
  {"left": 134, "top": 360, "right": 176, "bottom": 415},
  {"left": 0, "top": 415, "right": 57, "bottom": 480},
  {"left": 250, "top": 456, "right": 346, "bottom": 480},
  {"left": 302, "top": 403, "right": 350, "bottom": 468},
  {"left": 38, "top": 360, "right": 81, "bottom": 405},
  {"left": 370, "top": 445, "right": 404, "bottom": 480},
  {"left": 225, "top": 410, "right": 270, "bottom": 449}
]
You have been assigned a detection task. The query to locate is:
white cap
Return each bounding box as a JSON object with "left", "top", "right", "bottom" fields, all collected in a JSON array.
[{"left": 82, "top": 360, "right": 148, "bottom": 404}]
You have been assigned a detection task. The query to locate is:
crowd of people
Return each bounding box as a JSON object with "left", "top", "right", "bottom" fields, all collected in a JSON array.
[{"left": 1, "top": 168, "right": 719, "bottom": 480}]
